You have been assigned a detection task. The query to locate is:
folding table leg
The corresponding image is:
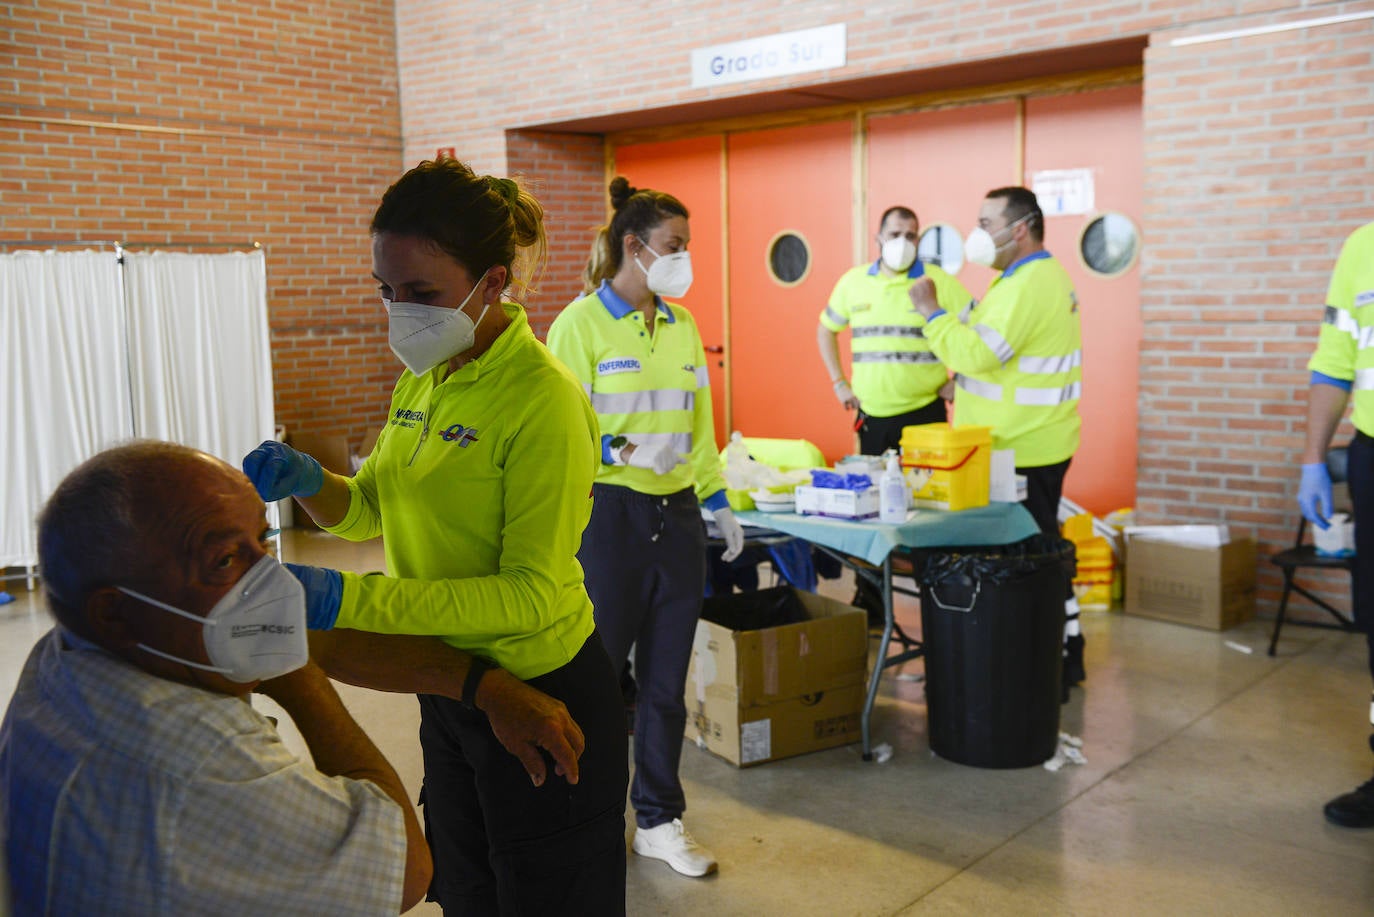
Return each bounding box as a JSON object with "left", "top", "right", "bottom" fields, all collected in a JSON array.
[{"left": 860, "top": 556, "right": 894, "bottom": 761}]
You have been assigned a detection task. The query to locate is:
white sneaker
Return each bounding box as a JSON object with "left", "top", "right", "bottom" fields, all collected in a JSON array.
[{"left": 632, "top": 819, "right": 718, "bottom": 877}]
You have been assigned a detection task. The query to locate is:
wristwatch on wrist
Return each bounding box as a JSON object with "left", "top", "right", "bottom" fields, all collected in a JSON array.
[
  {"left": 461, "top": 656, "right": 495, "bottom": 710},
  {"left": 609, "top": 435, "right": 629, "bottom": 465}
]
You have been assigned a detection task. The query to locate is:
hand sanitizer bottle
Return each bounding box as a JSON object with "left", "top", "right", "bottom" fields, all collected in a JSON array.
[{"left": 879, "top": 455, "right": 908, "bottom": 524}]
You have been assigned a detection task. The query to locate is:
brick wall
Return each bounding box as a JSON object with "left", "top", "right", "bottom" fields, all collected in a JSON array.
[
  {"left": 3, "top": 0, "right": 404, "bottom": 454},
  {"left": 505, "top": 130, "right": 607, "bottom": 337},
  {"left": 1141, "top": 8, "right": 1374, "bottom": 614}
]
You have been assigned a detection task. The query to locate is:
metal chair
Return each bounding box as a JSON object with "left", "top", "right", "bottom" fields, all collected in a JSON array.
[{"left": 1267, "top": 446, "right": 1359, "bottom": 655}]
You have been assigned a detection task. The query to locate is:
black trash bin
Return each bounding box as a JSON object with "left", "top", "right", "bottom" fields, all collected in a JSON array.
[{"left": 913, "top": 534, "right": 1076, "bottom": 768}]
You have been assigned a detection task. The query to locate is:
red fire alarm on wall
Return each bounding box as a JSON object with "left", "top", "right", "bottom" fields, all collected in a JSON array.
[{"left": 436, "top": 147, "right": 456, "bottom": 160}]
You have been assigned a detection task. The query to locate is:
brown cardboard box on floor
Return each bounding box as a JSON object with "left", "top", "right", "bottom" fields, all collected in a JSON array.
[
  {"left": 1124, "top": 535, "right": 1257, "bottom": 631},
  {"left": 684, "top": 587, "right": 868, "bottom": 767}
]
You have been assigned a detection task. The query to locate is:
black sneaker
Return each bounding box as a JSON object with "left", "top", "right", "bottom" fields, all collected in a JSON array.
[{"left": 1323, "top": 776, "right": 1374, "bottom": 828}]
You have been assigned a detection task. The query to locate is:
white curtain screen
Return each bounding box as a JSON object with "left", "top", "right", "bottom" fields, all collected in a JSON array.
[
  {"left": 122, "top": 250, "right": 274, "bottom": 464},
  {"left": 0, "top": 250, "right": 132, "bottom": 567},
  {"left": 0, "top": 248, "right": 273, "bottom": 569}
]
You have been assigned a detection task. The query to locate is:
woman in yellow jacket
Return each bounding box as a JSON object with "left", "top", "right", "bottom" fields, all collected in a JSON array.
[
  {"left": 547, "top": 178, "right": 744, "bottom": 878},
  {"left": 242, "top": 159, "right": 627, "bottom": 915}
]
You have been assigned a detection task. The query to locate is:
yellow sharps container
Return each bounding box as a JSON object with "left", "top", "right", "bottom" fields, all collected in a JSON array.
[{"left": 899, "top": 423, "right": 992, "bottom": 511}]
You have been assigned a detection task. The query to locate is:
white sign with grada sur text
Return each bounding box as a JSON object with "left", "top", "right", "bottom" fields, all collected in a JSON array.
[{"left": 691, "top": 24, "right": 846, "bottom": 89}]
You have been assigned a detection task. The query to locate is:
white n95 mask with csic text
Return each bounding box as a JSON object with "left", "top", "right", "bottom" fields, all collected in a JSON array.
[
  {"left": 386, "top": 270, "right": 492, "bottom": 375},
  {"left": 118, "top": 554, "right": 310, "bottom": 683}
]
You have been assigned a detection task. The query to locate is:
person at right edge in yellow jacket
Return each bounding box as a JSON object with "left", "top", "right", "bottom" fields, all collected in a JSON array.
[
  {"left": 1296, "top": 220, "right": 1374, "bottom": 829},
  {"left": 908, "top": 185, "right": 1085, "bottom": 696}
]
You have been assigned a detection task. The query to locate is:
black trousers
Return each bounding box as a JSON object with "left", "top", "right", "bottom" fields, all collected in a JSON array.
[
  {"left": 1018, "top": 458, "right": 1072, "bottom": 536},
  {"left": 1019, "top": 458, "right": 1076, "bottom": 605},
  {"left": 417, "top": 634, "right": 628, "bottom": 916},
  {"left": 579, "top": 483, "right": 705, "bottom": 830},
  {"left": 1344, "top": 432, "right": 1374, "bottom": 685},
  {"left": 857, "top": 398, "right": 947, "bottom": 455}
]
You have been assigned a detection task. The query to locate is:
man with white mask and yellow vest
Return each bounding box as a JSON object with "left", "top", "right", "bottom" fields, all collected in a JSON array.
[
  {"left": 909, "top": 185, "right": 1085, "bottom": 692},
  {"left": 818, "top": 206, "right": 974, "bottom": 455},
  {"left": 548, "top": 178, "right": 743, "bottom": 879},
  {"left": 1296, "top": 220, "right": 1374, "bottom": 829}
]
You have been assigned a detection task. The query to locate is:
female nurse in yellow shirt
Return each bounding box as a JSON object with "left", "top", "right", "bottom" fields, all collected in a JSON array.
[
  {"left": 242, "top": 159, "right": 627, "bottom": 915},
  {"left": 547, "top": 177, "right": 744, "bottom": 879}
]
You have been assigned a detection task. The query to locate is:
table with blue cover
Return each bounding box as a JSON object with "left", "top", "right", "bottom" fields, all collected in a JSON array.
[{"left": 734, "top": 503, "right": 1041, "bottom": 760}]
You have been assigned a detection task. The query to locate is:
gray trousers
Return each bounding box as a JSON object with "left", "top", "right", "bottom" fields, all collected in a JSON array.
[{"left": 579, "top": 483, "right": 706, "bottom": 829}]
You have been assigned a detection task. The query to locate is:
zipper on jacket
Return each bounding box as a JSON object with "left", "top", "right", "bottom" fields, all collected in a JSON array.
[{"left": 408, "top": 386, "right": 443, "bottom": 467}]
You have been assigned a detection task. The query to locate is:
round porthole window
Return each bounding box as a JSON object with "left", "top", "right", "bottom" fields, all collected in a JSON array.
[
  {"left": 767, "top": 231, "right": 811, "bottom": 286},
  {"left": 917, "top": 223, "right": 964, "bottom": 274},
  {"left": 1079, "top": 212, "right": 1140, "bottom": 277}
]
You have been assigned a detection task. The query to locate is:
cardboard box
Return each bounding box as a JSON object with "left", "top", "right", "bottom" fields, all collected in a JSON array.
[
  {"left": 1123, "top": 524, "right": 1229, "bottom": 548},
  {"left": 794, "top": 484, "right": 879, "bottom": 519},
  {"left": 1124, "top": 536, "right": 1257, "bottom": 630},
  {"left": 685, "top": 588, "right": 868, "bottom": 767}
]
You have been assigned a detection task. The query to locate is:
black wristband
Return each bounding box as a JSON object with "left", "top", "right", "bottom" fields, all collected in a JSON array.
[{"left": 461, "top": 656, "right": 495, "bottom": 710}]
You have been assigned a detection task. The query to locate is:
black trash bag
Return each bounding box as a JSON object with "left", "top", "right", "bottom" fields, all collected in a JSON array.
[
  {"left": 911, "top": 533, "right": 1076, "bottom": 769},
  {"left": 700, "top": 585, "right": 809, "bottom": 632},
  {"left": 706, "top": 543, "right": 767, "bottom": 595},
  {"left": 910, "top": 533, "right": 1077, "bottom": 595}
]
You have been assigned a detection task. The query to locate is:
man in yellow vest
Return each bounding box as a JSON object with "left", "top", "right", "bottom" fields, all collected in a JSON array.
[
  {"left": 1297, "top": 220, "right": 1374, "bottom": 829},
  {"left": 908, "top": 186, "right": 1085, "bottom": 692},
  {"left": 817, "top": 205, "right": 973, "bottom": 455}
]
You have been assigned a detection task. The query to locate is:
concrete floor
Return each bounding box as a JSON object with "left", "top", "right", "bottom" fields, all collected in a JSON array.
[{"left": 3, "top": 528, "right": 1373, "bottom": 915}]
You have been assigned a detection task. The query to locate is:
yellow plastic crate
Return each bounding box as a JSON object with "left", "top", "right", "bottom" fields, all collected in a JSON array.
[
  {"left": 899, "top": 423, "right": 992, "bottom": 511},
  {"left": 1073, "top": 565, "right": 1115, "bottom": 586},
  {"left": 1073, "top": 536, "right": 1114, "bottom": 568},
  {"left": 1062, "top": 512, "right": 1095, "bottom": 543},
  {"left": 1074, "top": 581, "right": 1113, "bottom": 609}
]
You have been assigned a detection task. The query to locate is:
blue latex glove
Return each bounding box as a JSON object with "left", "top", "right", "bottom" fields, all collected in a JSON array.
[
  {"left": 1298, "top": 462, "right": 1333, "bottom": 530},
  {"left": 242, "top": 441, "right": 324, "bottom": 502},
  {"left": 284, "top": 562, "right": 343, "bottom": 630}
]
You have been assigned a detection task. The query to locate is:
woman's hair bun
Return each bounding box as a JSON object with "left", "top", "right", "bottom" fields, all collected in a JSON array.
[
  {"left": 493, "top": 176, "right": 520, "bottom": 204},
  {"left": 608, "top": 176, "right": 637, "bottom": 210}
]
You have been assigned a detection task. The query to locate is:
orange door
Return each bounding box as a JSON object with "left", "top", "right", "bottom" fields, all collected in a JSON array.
[
  {"left": 614, "top": 136, "right": 728, "bottom": 443},
  {"left": 1025, "top": 85, "right": 1143, "bottom": 515},
  {"left": 725, "top": 120, "right": 855, "bottom": 460},
  {"left": 867, "top": 102, "right": 1020, "bottom": 248}
]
